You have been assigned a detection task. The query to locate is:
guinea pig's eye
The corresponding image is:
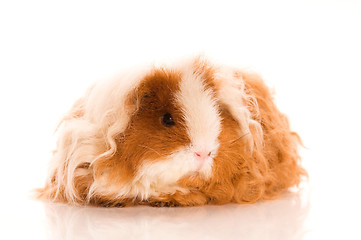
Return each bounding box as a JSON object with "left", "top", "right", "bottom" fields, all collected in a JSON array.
[{"left": 161, "top": 113, "right": 175, "bottom": 127}]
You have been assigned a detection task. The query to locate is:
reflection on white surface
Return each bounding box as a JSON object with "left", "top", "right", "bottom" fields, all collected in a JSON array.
[{"left": 43, "top": 190, "right": 310, "bottom": 240}]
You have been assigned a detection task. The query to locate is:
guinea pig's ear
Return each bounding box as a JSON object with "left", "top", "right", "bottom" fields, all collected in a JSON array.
[
  {"left": 124, "top": 87, "right": 141, "bottom": 115},
  {"left": 211, "top": 66, "right": 263, "bottom": 151},
  {"left": 122, "top": 83, "right": 151, "bottom": 118}
]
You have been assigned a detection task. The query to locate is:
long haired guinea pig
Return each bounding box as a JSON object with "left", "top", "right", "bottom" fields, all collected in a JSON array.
[{"left": 36, "top": 57, "right": 306, "bottom": 207}]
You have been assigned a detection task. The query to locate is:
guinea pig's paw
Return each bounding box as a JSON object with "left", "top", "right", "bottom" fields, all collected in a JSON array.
[
  {"left": 94, "top": 201, "right": 126, "bottom": 208},
  {"left": 148, "top": 200, "right": 180, "bottom": 208},
  {"left": 106, "top": 202, "right": 126, "bottom": 208},
  {"left": 89, "top": 197, "right": 130, "bottom": 208}
]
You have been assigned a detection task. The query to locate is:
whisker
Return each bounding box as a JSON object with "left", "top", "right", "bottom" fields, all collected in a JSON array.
[
  {"left": 138, "top": 144, "right": 164, "bottom": 157},
  {"left": 221, "top": 132, "right": 250, "bottom": 145}
]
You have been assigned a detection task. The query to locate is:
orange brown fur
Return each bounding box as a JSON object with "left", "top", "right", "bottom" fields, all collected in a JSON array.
[{"left": 36, "top": 58, "right": 306, "bottom": 207}]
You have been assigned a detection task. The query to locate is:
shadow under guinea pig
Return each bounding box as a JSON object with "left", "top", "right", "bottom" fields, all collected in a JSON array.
[{"left": 43, "top": 190, "right": 310, "bottom": 240}]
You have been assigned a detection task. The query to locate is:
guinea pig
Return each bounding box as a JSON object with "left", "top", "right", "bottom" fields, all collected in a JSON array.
[{"left": 36, "top": 57, "right": 306, "bottom": 207}]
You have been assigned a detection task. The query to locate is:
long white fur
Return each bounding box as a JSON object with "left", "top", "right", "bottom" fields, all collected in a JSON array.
[
  {"left": 176, "top": 62, "right": 221, "bottom": 153},
  {"left": 48, "top": 69, "right": 150, "bottom": 202},
  {"left": 94, "top": 148, "right": 213, "bottom": 200},
  {"left": 212, "top": 65, "right": 263, "bottom": 151}
]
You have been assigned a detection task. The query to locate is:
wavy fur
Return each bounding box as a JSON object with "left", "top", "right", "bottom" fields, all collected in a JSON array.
[{"left": 36, "top": 57, "right": 306, "bottom": 207}]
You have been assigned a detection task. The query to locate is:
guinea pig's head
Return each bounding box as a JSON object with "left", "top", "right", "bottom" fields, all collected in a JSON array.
[{"left": 92, "top": 65, "right": 223, "bottom": 200}]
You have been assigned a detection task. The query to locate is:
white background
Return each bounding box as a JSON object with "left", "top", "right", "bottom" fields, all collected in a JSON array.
[{"left": 1, "top": 0, "right": 360, "bottom": 239}]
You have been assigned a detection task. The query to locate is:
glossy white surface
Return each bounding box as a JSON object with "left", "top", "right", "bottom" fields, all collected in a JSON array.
[
  {"left": 3, "top": 191, "right": 310, "bottom": 240},
  {"left": 1, "top": 0, "right": 360, "bottom": 239}
]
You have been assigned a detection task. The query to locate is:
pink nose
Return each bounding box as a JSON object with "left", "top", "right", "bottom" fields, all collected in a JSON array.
[{"left": 194, "top": 151, "right": 211, "bottom": 161}]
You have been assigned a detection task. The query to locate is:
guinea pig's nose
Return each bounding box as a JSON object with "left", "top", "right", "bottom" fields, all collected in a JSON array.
[{"left": 194, "top": 151, "right": 211, "bottom": 161}]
